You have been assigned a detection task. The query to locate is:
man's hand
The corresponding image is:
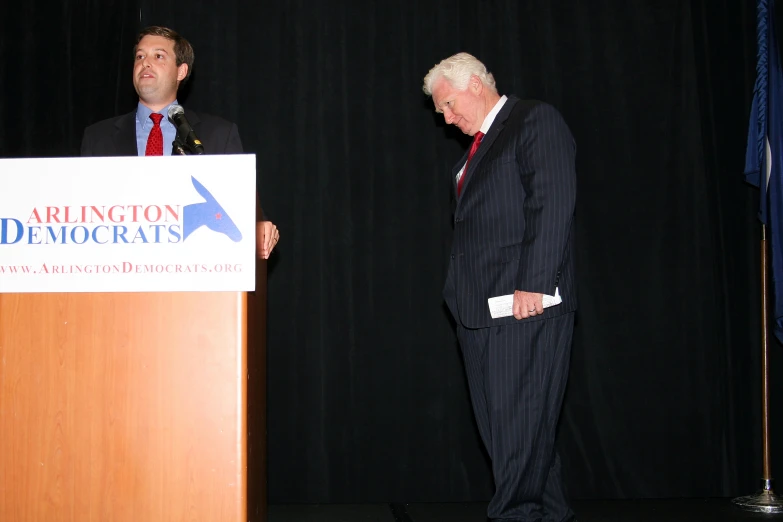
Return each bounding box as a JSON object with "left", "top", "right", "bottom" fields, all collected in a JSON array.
[
  {"left": 257, "top": 220, "right": 280, "bottom": 259},
  {"left": 513, "top": 290, "right": 544, "bottom": 320}
]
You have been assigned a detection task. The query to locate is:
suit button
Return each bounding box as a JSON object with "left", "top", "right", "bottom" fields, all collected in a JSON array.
[
  {"left": 455, "top": 217, "right": 463, "bottom": 223},
  {"left": 451, "top": 254, "right": 455, "bottom": 259}
]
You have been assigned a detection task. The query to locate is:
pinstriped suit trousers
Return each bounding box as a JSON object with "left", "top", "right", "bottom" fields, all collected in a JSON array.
[{"left": 457, "top": 312, "right": 575, "bottom": 522}]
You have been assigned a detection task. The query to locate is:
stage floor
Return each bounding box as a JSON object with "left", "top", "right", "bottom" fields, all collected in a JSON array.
[{"left": 269, "top": 498, "right": 783, "bottom": 521}]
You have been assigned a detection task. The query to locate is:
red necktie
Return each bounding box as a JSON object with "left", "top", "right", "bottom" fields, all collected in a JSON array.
[
  {"left": 144, "top": 113, "right": 164, "bottom": 156},
  {"left": 457, "top": 131, "right": 484, "bottom": 196}
]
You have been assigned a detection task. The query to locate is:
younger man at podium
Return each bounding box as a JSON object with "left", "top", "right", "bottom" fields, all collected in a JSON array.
[{"left": 80, "top": 25, "right": 279, "bottom": 259}]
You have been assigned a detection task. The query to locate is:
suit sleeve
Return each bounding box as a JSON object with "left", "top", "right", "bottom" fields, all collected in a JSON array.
[{"left": 515, "top": 103, "right": 576, "bottom": 294}]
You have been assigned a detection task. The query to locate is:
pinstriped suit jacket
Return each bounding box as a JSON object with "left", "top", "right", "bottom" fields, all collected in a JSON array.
[{"left": 443, "top": 96, "right": 577, "bottom": 329}]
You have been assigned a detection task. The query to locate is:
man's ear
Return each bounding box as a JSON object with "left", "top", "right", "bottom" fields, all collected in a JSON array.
[
  {"left": 177, "top": 63, "right": 189, "bottom": 82},
  {"left": 469, "top": 74, "right": 483, "bottom": 94}
]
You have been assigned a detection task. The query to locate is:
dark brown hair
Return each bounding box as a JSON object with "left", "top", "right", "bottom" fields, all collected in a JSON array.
[{"left": 135, "top": 26, "right": 195, "bottom": 83}]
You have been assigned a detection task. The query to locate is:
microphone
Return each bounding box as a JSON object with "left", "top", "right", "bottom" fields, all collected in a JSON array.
[{"left": 167, "top": 104, "right": 205, "bottom": 155}]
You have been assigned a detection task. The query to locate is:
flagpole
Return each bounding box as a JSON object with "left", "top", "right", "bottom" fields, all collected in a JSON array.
[{"left": 733, "top": 224, "right": 783, "bottom": 513}]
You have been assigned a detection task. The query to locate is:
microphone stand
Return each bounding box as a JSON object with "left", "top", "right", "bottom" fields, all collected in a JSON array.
[
  {"left": 172, "top": 133, "right": 204, "bottom": 156},
  {"left": 172, "top": 136, "right": 189, "bottom": 156}
]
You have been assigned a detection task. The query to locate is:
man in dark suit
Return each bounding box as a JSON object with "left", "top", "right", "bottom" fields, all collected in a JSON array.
[
  {"left": 81, "top": 26, "right": 279, "bottom": 259},
  {"left": 423, "top": 53, "right": 577, "bottom": 522}
]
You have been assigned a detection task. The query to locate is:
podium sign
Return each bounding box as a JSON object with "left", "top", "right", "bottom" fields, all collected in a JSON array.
[{"left": 0, "top": 155, "right": 256, "bottom": 293}]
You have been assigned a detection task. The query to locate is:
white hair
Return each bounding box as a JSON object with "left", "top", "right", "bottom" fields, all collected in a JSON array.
[{"left": 422, "top": 52, "right": 497, "bottom": 96}]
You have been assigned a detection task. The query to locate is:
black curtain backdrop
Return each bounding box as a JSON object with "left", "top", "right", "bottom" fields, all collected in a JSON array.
[{"left": 1, "top": 0, "right": 775, "bottom": 503}]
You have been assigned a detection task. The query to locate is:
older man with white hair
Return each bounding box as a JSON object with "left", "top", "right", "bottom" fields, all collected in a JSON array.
[{"left": 423, "top": 52, "right": 578, "bottom": 522}]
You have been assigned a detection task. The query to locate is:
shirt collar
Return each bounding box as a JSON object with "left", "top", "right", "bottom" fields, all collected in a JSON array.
[
  {"left": 479, "top": 95, "right": 508, "bottom": 134},
  {"left": 136, "top": 100, "right": 179, "bottom": 129}
]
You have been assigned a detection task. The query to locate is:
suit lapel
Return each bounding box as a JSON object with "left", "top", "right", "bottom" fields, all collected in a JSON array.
[
  {"left": 451, "top": 148, "right": 470, "bottom": 195},
  {"left": 458, "top": 122, "right": 503, "bottom": 197},
  {"left": 454, "top": 96, "right": 519, "bottom": 204},
  {"left": 113, "top": 112, "right": 139, "bottom": 156},
  {"left": 186, "top": 109, "right": 202, "bottom": 129}
]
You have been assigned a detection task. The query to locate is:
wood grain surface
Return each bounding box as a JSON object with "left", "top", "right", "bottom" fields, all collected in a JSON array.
[{"left": 0, "top": 292, "right": 248, "bottom": 522}]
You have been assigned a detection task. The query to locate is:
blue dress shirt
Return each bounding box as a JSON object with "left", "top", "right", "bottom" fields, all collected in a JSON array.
[{"left": 135, "top": 101, "right": 179, "bottom": 156}]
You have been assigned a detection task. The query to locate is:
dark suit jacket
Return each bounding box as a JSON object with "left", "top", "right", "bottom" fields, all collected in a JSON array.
[
  {"left": 80, "top": 109, "right": 243, "bottom": 156},
  {"left": 80, "top": 108, "right": 270, "bottom": 220},
  {"left": 443, "top": 96, "right": 577, "bottom": 329}
]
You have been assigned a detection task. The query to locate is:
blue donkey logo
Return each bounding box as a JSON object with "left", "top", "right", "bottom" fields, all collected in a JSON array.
[{"left": 182, "top": 176, "right": 242, "bottom": 242}]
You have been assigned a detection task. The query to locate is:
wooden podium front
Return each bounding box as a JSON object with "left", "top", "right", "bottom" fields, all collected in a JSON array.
[{"left": 0, "top": 266, "right": 267, "bottom": 521}]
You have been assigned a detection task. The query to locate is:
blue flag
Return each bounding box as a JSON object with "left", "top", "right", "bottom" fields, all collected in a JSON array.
[{"left": 745, "top": 0, "right": 783, "bottom": 344}]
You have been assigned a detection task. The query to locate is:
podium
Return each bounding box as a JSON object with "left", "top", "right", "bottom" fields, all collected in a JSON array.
[{"left": 0, "top": 156, "right": 267, "bottom": 521}]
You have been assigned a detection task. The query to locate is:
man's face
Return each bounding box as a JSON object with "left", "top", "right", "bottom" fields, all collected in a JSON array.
[
  {"left": 431, "top": 76, "right": 485, "bottom": 136},
  {"left": 133, "top": 35, "right": 188, "bottom": 108}
]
